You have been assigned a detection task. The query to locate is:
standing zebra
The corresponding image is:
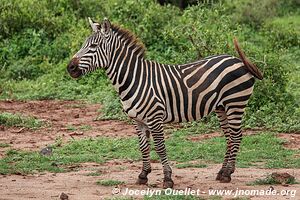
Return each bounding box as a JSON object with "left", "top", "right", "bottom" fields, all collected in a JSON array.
[{"left": 67, "top": 18, "right": 263, "bottom": 188}]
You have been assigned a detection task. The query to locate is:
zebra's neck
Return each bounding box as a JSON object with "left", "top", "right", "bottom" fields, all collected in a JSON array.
[{"left": 106, "top": 44, "right": 148, "bottom": 98}]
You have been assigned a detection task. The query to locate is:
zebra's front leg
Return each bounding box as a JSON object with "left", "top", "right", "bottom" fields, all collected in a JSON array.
[
  {"left": 135, "top": 122, "right": 152, "bottom": 185},
  {"left": 149, "top": 122, "right": 174, "bottom": 188}
]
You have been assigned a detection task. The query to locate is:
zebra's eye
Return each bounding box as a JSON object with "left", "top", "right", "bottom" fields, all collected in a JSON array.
[{"left": 90, "top": 43, "right": 98, "bottom": 49}]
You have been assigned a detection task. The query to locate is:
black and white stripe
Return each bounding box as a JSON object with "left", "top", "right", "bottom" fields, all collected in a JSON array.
[{"left": 68, "top": 18, "right": 263, "bottom": 188}]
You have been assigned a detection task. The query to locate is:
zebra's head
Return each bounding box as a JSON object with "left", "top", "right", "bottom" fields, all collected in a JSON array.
[{"left": 67, "top": 18, "right": 112, "bottom": 78}]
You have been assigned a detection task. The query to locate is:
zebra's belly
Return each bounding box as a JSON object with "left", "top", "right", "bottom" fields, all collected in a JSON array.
[{"left": 162, "top": 90, "right": 219, "bottom": 123}]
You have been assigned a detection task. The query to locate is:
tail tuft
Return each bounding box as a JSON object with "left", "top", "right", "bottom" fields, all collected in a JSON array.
[{"left": 233, "top": 37, "right": 263, "bottom": 80}]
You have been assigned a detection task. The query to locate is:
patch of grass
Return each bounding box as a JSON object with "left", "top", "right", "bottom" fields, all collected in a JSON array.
[
  {"left": 66, "top": 125, "right": 77, "bottom": 131},
  {"left": 176, "top": 163, "right": 207, "bottom": 169},
  {"left": 85, "top": 171, "right": 102, "bottom": 176},
  {"left": 0, "top": 143, "right": 10, "bottom": 148},
  {"left": 0, "top": 112, "right": 43, "bottom": 129},
  {"left": 0, "top": 132, "right": 299, "bottom": 174},
  {"left": 247, "top": 174, "right": 298, "bottom": 186},
  {"left": 79, "top": 125, "right": 92, "bottom": 131},
  {"left": 0, "top": 137, "right": 140, "bottom": 175},
  {"left": 66, "top": 124, "right": 92, "bottom": 131},
  {"left": 96, "top": 179, "right": 124, "bottom": 186}
]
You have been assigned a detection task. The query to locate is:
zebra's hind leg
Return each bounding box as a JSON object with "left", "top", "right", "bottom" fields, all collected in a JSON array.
[
  {"left": 148, "top": 121, "right": 174, "bottom": 189},
  {"left": 135, "top": 122, "right": 152, "bottom": 185},
  {"left": 215, "top": 107, "right": 231, "bottom": 181},
  {"left": 219, "top": 106, "right": 245, "bottom": 183}
]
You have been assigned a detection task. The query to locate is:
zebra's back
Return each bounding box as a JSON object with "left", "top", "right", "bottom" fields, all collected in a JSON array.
[{"left": 152, "top": 54, "right": 255, "bottom": 123}]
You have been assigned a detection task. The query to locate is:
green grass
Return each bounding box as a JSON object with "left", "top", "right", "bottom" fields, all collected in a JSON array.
[
  {"left": 0, "top": 143, "right": 10, "bottom": 148},
  {"left": 0, "top": 137, "right": 140, "bottom": 174},
  {"left": 66, "top": 124, "right": 93, "bottom": 131},
  {"left": 96, "top": 179, "right": 125, "bottom": 186},
  {"left": 66, "top": 125, "right": 77, "bottom": 131},
  {"left": 0, "top": 112, "right": 43, "bottom": 129},
  {"left": 85, "top": 171, "right": 102, "bottom": 176},
  {"left": 0, "top": 131, "right": 299, "bottom": 175},
  {"left": 79, "top": 125, "right": 92, "bottom": 131},
  {"left": 247, "top": 174, "right": 298, "bottom": 186}
]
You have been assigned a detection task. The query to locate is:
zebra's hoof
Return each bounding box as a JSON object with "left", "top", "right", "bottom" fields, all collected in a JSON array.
[
  {"left": 163, "top": 179, "right": 174, "bottom": 189},
  {"left": 219, "top": 175, "right": 231, "bottom": 183},
  {"left": 216, "top": 172, "right": 223, "bottom": 181},
  {"left": 136, "top": 177, "right": 148, "bottom": 185}
]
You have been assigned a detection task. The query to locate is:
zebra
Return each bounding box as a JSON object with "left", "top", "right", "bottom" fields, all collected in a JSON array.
[{"left": 67, "top": 18, "right": 263, "bottom": 188}]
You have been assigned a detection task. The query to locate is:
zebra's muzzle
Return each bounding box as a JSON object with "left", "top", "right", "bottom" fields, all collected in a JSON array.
[{"left": 67, "top": 58, "right": 82, "bottom": 78}]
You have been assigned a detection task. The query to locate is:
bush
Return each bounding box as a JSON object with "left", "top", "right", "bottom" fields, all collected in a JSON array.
[
  {"left": 0, "top": 0, "right": 76, "bottom": 39},
  {"left": 263, "top": 15, "right": 300, "bottom": 49},
  {"left": 229, "top": 0, "right": 280, "bottom": 28}
]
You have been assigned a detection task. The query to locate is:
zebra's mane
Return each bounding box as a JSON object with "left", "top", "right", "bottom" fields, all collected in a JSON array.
[{"left": 111, "top": 24, "right": 146, "bottom": 57}]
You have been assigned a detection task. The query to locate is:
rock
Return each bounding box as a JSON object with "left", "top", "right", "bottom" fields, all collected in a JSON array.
[
  {"left": 271, "top": 172, "right": 295, "bottom": 184},
  {"left": 40, "top": 146, "right": 53, "bottom": 156},
  {"left": 59, "top": 192, "right": 69, "bottom": 200}
]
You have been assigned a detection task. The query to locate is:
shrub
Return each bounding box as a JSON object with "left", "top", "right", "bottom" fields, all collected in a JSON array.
[
  {"left": 229, "top": 0, "right": 280, "bottom": 28},
  {"left": 263, "top": 15, "right": 300, "bottom": 49}
]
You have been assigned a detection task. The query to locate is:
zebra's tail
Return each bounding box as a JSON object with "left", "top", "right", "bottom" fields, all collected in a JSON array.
[{"left": 233, "top": 38, "right": 263, "bottom": 80}]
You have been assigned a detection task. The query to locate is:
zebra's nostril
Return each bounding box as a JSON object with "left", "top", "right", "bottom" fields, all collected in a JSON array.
[{"left": 69, "top": 64, "right": 77, "bottom": 71}]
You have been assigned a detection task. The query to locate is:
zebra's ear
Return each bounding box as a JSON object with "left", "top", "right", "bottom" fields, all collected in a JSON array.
[
  {"left": 88, "top": 17, "right": 100, "bottom": 32},
  {"left": 100, "top": 18, "right": 111, "bottom": 35}
]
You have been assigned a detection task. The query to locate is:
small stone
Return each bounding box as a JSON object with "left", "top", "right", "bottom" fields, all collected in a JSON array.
[
  {"left": 74, "top": 114, "right": 80, "bottom": 118},
  {"left": 271, "top": 172, "right": 295, "bottom": 184},
  {"left": 40, "top": 146, "right": 53, "bottom": 156},
  {"left": 59, "top": 192, "right": 69, "bottom": 200}
]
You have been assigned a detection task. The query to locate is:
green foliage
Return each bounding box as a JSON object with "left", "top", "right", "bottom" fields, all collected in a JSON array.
[
  {"left": 0, "top": 143, "right": 10, "bottom": 148},
  {"left": 229, "top": 0, "right": 280, "bottom": 28},
  {"left": 0, "top": 0, "right": 299, "bottom": 129},
  {"left": 96, "top": 179, "right": 125, "bottom": 186},
  {"left": 0, "top": 112, "right": 43, "bottom": 129},
  {"left": 264, "top": 15, "right": 300, "bottom": 49},
  {"left": 0, "top": 0, "right": 76, "bottom": 39}
]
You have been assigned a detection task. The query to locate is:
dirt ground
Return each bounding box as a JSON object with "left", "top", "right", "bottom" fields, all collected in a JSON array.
[{"left": 0, "top": 100, "right": 299, "bottom": 200}]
